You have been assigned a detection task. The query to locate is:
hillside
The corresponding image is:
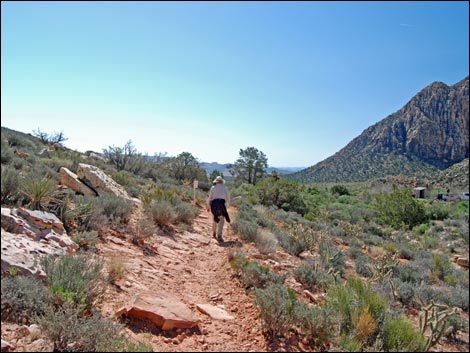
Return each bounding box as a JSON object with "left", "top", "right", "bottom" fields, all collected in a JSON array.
[
  {"left": 289, "top": 76, "right": 469, "bottom": 184},
  {"left": 1, "top": 125, "right": 470, "bottom": 352}
]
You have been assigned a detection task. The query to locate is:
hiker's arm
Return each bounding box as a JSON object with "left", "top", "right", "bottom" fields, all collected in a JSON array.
[{"left": 207, "top": 188, "right": 213, "bottom": 211}]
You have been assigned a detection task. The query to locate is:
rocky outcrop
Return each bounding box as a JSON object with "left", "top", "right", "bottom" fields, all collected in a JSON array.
[
  {"left": 116, "top": 291, "right": 200, "bottom": 331},
  {"left": 76, "top": 163, "right": 132, "bottom": 200},
  {"left": 59, "top": 167, "right": 98, "bottom": 197},
  {"left": 289, "top": 76, "right": 469, "bottom": 183},
  {"left": 1, "top": 207, "right": 78, "bottom": 277}
]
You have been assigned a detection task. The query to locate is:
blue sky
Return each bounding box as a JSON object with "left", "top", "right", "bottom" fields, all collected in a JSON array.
[{"left": 1, "top": 1, "right": 469, "bottom": 167}]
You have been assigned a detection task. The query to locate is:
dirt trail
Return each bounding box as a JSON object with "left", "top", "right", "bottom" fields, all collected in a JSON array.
[{"left": 97, "top": 204, "right": 268, "bottom": 352}]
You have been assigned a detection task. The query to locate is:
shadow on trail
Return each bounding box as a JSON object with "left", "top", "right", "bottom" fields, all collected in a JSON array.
[{"left": 217, "top": 239, "right": 243, "bottom": 248}]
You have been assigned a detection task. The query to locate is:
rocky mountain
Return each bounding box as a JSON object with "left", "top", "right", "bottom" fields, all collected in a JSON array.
[{"left": 288, "top": 76, "right": 469, "bottom": 184}]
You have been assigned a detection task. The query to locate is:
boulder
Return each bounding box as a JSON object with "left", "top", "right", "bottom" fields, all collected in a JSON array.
[
  {"left": 116, "top": 291, "right": 199, "bottom": 330},
  {"left": 77, "top": 163, "right": 131, "bottom": 200},
  {"left": 59, "top": 167, "right": 98, "bottom": 196}
]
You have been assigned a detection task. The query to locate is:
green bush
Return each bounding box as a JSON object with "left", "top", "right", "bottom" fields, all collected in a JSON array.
[
  {"left": 1, "top": 275, "right": 52, "bottom": 324},
  {"left": 382, "top": 316, "right": 426, "bottom": 352},
  {"left": 254, "top": 283, "right": 297, "bottom": 337},
  {"left": 91, "top": 194, "right": 134, "bottom": 226},
  {"left": 326, "top": 277, "right": 388, "bottom": 336},
  {"left": 293, "top": 262, "right": 334, "bottom": 291},
  {"left": 294, "top": 304, "right": 335, "bottom": 348},
  {"left": 173, "top": 201, "right": 198, "bottom": 224},
  {"left": 148, "top": 199, "right": 177, "bottom": 226},
  {"left": 254, "top": 177, "right": 307, "bottom": 215},
  {"left": 1, "top": 166, "right": 22, "bottom": 205},
  {"left": 40, "top": 253, "right": 104, "bottom": 311},
  {"left": 71, "top": 231, "right": 100, "bottom": 251},
  {"left": 230, "top": 253, "right": 284, "bottom": 289},
  {"left": 374, "top": 186, "right": 426, "bottom": 229},
  {"left": 331, "top": 184, "right": 350, "bottom": 196},
  {"left": 232, "top": 219, "right": 258, "bottom": 242},
  {"left": 38, "top": 305, "right": 152, "bottom": 352}
]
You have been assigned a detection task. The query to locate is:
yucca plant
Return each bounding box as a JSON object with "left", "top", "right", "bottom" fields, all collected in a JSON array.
[{"left": 21, "top": 174, "right": 59, "bottom": 210}]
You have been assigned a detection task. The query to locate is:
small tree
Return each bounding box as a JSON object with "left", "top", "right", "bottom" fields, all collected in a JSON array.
[
  {"left": 102, "top": 140, "right": 137, "bottom": 171},
  {"left": 230, "top": 147, "right": 268, "bottom": 185},
  {"left": 32, "top": 128, "right": 68, "bottom": 145},
  {"left": 166, "top": 152, "right": 204, "bottom": 181}
]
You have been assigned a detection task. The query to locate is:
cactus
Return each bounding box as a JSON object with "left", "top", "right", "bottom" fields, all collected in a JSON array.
[{"left": 419, "top": 301, "right": 459, "bottom": 351}]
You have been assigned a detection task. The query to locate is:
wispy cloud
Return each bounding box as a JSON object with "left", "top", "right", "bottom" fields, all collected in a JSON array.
[{"left": 399, "top": 23, "right": 416, "bottom": 28}]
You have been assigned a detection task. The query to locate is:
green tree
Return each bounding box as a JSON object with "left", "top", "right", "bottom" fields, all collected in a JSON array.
[
  {"left": 209, "top": 169, "right": 222, "bottom": 183},
  {"left": 230, "top": 147, "right": 268, "bottom": 185},
  {"left": 167, "top": 152, "right": 204, "bottom": 181}
]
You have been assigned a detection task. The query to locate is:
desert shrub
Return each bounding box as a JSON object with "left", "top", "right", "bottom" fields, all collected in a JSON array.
[
  {"left": 331, "top": 184, "right": 350, "bottom": 196},
  {"left": 173, "top": 200, "right": 198, "bottom": 224},
  {"left": 140, "top": 184, "right": 177, "bottom": 207},
  {"left": 425, "top": 203, "right": 451, "bottom": 220},
  {"left": 1, "top": 275, "right": 52, "bottom": 324},
  {"left": 338, "top": 335, "right": 362, "bottom": 351},
  {"left": 319, "top": 240, "right": 345, "bottom": 276},
  {"left": 382, "top": 315, "right": 426, "bottom": 352},
  {"left": 397, "top": 264, "right": 428, "bottom": 285},
  {"left": 355, "top": 255, "right": 373, "bottom": 278},
  {"left": 255, "top": 229, "right": 278, "bottom": 254},
  {"left": 441, "top": 286, "right": 469, "bottom": 311},
  {"left": 374, "top": 186, "right": 426, "bottom": 229},
  {"left": 1, "top": 138, "right": 14, "bottom": 164},
  {"left": 1, "top": 166, "right": 23, "bottom": 205},
  {"left": 91, "top": 194, "right": 133, "bottom": 226},
  {"left": 431, "top": 254, "right": 453, "bottom": 282},
  {"left": 37, "top": 305, "right": 151, "bottom": 352},
  {"left": 294, "top": 304, "right": 335, "bottom": 348},
  {"left": 133, "top": 217, "right": 156, "bottom": 244},
  {"left": 293, "top": 262, "right": 334, "bottom": 291},
  {"left": 40, "top": 253, "right": 103, "bottom": 311},
  {"left": 112, "top": 170, "right": 132, "bottom": 186},
  {"left": 71, "top": 231, "right": 99, "bottom": 251},
  {"left": 254, "top": 283, "right": 297, "bottom": 337},
  {"left": 326, "top": 277, "right": 388, "bottom": 336},
  {"left": 232, "top": 219, "right": 258, "bottom": 242},
  {"left": 413, "top": 223, "right": 428, "bottom": 234},
  {"left": 394, "top": 280, "right": 416, "bottom": 306},
  {"left": 445, "top": 314, "right": 467, "bottom": 341},
  {"left": 254, "top": 177, "right": 308, "bottom": 215},
  {"left": 230, "top": 253, "right": 284, "bottom": 289},
  {"left": 107, "top": 258, "right": 126, "bottom": 283},
  {"left": 415, "top": 285, "right": 445, "bottom": 307}
]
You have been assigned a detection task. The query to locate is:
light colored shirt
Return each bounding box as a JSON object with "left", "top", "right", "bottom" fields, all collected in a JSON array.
[{"left": 207, "top": 183, "right": 231, "bottom": 208}]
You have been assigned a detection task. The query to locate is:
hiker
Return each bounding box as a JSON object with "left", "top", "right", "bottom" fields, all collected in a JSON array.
[{"left": 207, "top": 176, "right": 231, "bottom": 242}]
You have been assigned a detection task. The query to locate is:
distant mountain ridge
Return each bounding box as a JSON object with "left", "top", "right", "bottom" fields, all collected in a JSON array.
[
  {"left": 288, "top": 76, "right": 469, "bottom": 184},
  {"left": 200, "top": 162, "right": 304, "bottom": 178}
]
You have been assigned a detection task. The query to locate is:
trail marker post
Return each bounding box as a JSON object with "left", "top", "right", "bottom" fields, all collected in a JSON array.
[{"left": 193, "top": 179, "right": 198, "bottom": 204}]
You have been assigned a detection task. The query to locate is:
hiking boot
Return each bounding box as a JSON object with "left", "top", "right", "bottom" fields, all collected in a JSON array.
[{"left": 217, "top": 235, "right": 224, "bottom": 242}]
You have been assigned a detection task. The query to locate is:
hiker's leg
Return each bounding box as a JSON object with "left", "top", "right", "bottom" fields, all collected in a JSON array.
[
  {"left": 212, "top": 220, "right": 218, "bottom": 237},
  {"left": 217, "top": 216, "right": 225, "bottom": 238}
]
